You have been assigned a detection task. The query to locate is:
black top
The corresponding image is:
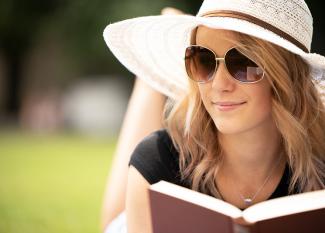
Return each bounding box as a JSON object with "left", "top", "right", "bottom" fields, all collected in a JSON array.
[{"left": 129, "top": 129, "right": 294, "bottom": 201}]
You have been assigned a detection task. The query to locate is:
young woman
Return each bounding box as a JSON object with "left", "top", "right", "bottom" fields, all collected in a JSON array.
[{"left": 103, "top": 0, "right": 325, "bottom": 232}]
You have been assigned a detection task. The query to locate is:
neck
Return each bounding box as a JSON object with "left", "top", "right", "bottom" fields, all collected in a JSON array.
[
  {"left": 218, "top": 118, "right": 283, "bottom": 183},
  {"left": 216, "top": 120, "right": 286, "bottom": 208}
]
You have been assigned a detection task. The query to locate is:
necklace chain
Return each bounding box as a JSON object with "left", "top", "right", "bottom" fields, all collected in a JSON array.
[{"left": 235, "top": 154, "right": 283, "bottom": 207}]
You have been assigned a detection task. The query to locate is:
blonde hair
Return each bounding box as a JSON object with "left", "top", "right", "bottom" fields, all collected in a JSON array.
[{"left": 164, "top": 28, "right": 325, "bottom": 198}]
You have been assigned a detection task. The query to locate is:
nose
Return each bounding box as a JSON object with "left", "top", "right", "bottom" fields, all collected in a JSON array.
[{"left": 210, "top": 61, "right": 236, "bottom": 92}]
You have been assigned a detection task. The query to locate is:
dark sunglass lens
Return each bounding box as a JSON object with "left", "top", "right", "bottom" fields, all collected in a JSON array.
[
  {"left": 225, "top": 48, "right": 263, "bottom": 82},
  {"left": 185, "top": 46, "right": 216, "bottom": 82}
]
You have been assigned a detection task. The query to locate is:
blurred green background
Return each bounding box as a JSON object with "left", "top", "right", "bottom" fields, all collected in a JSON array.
[
  {"left": 0, "top": 1, "right": 203, "bottom": 233},
  {"left": 0, "top": 131, "right": 116, "bottom": 233},
  {"left": 0, "top": 0, "right": 323, "bottom": 233}
]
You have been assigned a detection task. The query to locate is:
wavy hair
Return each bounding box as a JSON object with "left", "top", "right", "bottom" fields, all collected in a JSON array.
[{"left": 164, "top": 27, "right": 325, "bottom": 198}]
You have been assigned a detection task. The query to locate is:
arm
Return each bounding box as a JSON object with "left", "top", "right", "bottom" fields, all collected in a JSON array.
[
  {"left": 101, "top": 7, "right": 186, "bottom": 232},
  {"left": 100, "top": 78, "right": 166, "bottom": 230},
  {"left": 126, "top": 166, "right": 152, "bottom": 233}
]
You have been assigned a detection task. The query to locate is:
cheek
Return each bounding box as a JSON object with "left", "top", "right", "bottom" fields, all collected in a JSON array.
[
  {"left": 252, "top": 86, "right": 273, "bottom": 116},
  {"left": 242, "top": 87, "right": 274, "bottom": 131}
]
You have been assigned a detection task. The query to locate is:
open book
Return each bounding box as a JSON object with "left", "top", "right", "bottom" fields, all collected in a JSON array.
[{"left": 148, "top": 181, "right": 325, "bottom": 233}]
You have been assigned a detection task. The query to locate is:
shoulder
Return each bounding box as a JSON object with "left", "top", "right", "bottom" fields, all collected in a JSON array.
[
  {"left": 132, "top": 129, "right": 174, "bottom": 156},
  {"left": 129, "top": 129, "right": 180, "bottom": 185}
]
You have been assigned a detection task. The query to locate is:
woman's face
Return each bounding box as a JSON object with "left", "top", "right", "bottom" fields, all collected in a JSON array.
[{"left": 196, "top": 26, "right": 274, "bottom": 135}]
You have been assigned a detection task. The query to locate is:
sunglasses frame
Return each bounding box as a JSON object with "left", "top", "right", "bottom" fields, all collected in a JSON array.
[{"left": 185, "top": 45, "right": 265, "bottom": 84}]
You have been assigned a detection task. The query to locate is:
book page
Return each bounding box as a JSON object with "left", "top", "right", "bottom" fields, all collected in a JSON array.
[
  {"left": 150, "top": 181, "right": 242, "bottom": 218},
  {"left": 242, "top": 189, "right": 325, "bottom": 223}
]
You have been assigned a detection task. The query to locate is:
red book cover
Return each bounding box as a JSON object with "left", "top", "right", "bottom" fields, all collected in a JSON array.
[{"left": 148, "top": 181, "right": 325, "bottom": 233}]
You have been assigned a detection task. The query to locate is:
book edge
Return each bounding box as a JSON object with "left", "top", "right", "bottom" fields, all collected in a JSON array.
[
  {"left": 242, "top": 189, "right": 325, "bottom": 223},
  {"left": 150, "top": 180, "right": 243, "bottom": 219}
]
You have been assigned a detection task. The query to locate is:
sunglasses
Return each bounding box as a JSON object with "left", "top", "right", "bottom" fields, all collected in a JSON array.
[{"left": 185, "top": 45, "right": 265, "bottom": 83}]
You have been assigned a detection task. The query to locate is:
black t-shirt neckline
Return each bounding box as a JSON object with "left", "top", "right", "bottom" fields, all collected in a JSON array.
[{"left": 129, "top": 129, "right": 295, "bottom": 210}]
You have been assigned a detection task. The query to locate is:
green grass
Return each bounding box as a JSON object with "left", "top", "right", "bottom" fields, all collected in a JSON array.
[{"left": 0, "top": 131, "right": 116, "bottom": 233}]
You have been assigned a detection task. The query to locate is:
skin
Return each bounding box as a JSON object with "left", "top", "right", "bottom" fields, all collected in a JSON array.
[
  {"left": 101, "top": 78, "right": 165, "bottom": 231},
  {"left": 126, "top": 26, "right": 287, "bottom": 232}
]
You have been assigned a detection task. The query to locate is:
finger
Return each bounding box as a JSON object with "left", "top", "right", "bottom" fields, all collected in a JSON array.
[{"left": 161, "top": 7, "right": 185, "bottom": 15}]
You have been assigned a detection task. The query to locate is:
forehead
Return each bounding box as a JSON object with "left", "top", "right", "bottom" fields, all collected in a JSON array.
[{"left": 195, "top": 26, "right": 239, "bottom": 55}]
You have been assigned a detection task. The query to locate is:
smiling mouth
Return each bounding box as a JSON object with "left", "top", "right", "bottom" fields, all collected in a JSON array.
[{"left": 212, "top": 101, "right": 247, "bottom": 111}]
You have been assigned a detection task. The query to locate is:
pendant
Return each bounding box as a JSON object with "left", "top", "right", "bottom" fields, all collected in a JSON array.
[{"left": 244, "top": 198, "right": 252, "bottom": 205}]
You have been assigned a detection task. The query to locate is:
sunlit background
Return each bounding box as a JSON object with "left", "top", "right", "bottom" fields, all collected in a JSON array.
[{"left": 0, "top": 0, "right": 323, "bottom": 233}]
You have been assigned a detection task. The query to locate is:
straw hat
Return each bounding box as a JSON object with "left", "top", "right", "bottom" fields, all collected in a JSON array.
[{"left": 103, "top": 0, "right": 325, "bottom": 100}]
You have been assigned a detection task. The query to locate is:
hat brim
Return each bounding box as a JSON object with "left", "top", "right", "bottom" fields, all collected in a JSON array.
[{"left": 104, "top": 15, "right": 325, "bottom": 99}]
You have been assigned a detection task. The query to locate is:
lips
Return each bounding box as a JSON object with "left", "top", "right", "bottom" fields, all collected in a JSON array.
[
  {"left": 212, "top": 101, "right": 246, "bottom": 106},
  {"left": 212, "top": 101, "right": 246, "bottom": 111}
]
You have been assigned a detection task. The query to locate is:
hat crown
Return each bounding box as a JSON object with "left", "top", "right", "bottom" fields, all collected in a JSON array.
[{"left": 197, "top": 0, "right": 313, "bottom": 52}]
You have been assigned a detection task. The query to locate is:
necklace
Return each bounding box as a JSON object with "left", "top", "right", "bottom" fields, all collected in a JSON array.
[{"left": 235, "top": 154, "right": 283, "bottom": 207}]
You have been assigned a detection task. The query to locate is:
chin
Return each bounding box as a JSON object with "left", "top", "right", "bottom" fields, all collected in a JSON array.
[
  {"left": 215, "top": 126, "right": 244, "bottom": 135},
  {"left": 213, "top": 120, "right": 249, "bottom": 135}
]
